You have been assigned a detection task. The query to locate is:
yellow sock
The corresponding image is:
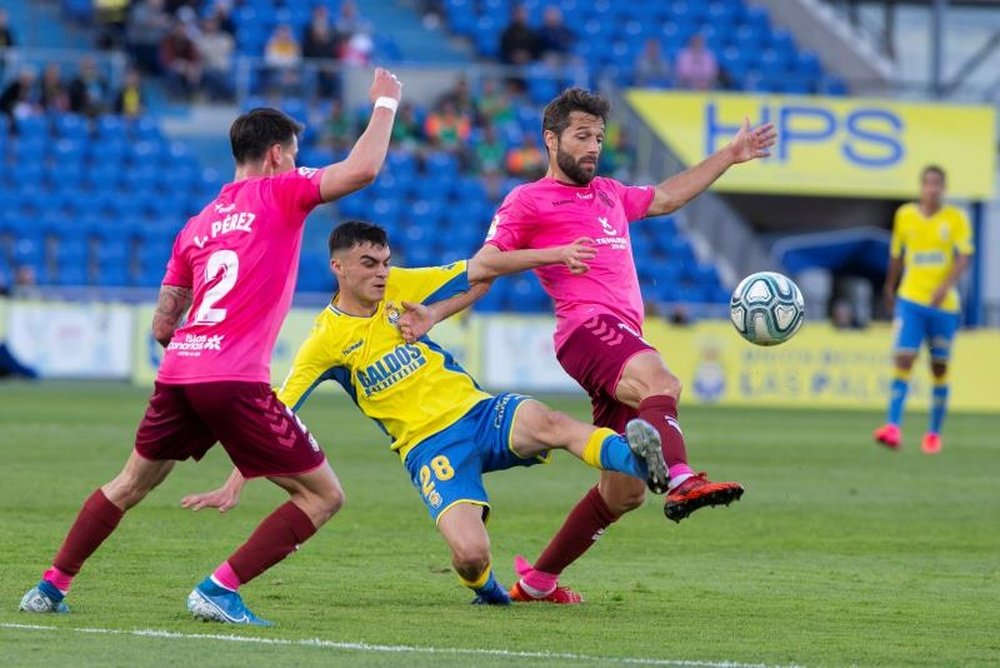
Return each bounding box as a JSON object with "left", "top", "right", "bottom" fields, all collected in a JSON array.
[
  {"left": 458, "top": 564, "right": 492, "bottom": 590},
  {"left": 894, "top": 367, "right": 912, "bottom": 382},
  {"left": 582, "top": 428, "right": 617, "bottom": 469}
]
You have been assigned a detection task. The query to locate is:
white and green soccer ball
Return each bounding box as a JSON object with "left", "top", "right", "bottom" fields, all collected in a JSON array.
[{"left": 729, "top": 271, "right": 805, "bottom": 346}]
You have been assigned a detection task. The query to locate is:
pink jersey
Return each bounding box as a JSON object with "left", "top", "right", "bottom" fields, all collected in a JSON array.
[
  {"left": 485, "top": 176, "right": 654, "bottom": 351},
  {"left": 156, "top": 166, "right": 326, "bottom": 384}
]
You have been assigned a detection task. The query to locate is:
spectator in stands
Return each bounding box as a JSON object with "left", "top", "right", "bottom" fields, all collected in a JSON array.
[
  {"left": 436, "top": 75, "right": 478, "bottom": 124},
  {"left": 196, "top": 17, "right": 235, "bottom": 101},
  {"left": 537, "top": 6, "right": 575, "bottom": 64},
  {"left": 505, "top": 134, "right": 545, "bottom": 179},
  {"left": 474, "top": 122, "right": 506, "bottom": 177},
  {"left": 95, "top": 0, "right": 130, "bottom": 50},
  {"left": 0, "top": 9, "right": 15, "bottom": 77},
  {"left": 126, "top": 0, "right": 172, "bottom": 74},
  {"left": 0, "top": 67, "right": 39, "bottom": 122},
  {"left": 634, "top": 38, "right": 671, "bottom": 88},
  {"left": 113, "top": 67, "right": 145, "bottom": 117},
  {"left": 264, "top": 23, "right": 302, "bottom": 95},
  {"left": 424, "top": 100, "right": 472, "bottom": 153},
  {"left": 390, "top": 102, "right": 423, "bottom": 150},
  {"left": 68, "top": 58, "right": 109, "bottom": 116},
  {"left": 68, "top": 58, "right": 110, "bottom": 117},
  {"left": 341, "top": 31, "right": 374, "bottom": 67},
  {"left": 478, "top": 78, "right": 516, "bottom": 128},
  {"left": 40, "top": 64, "right": 70, "bottom": 113},
  {"left": 676, "top": 34, "right": 718, "bottom": 90},
  {"left": 205, "top": 0, "right": 236, "bottom": 36},
  {"left": 321, "top": 98, "right": 356, "bottom": 152},
  {"left": 336, "top": 0, "right": 370, "bottom": 39},
  {"left": 499, "top": 4, "right": 539, "bottom": 65},
  {"left": 302, "top": 5, "right": 342, "bottom": 98},
  {"left": 160, "top": 19, "right": 203, "bottom": 100}
]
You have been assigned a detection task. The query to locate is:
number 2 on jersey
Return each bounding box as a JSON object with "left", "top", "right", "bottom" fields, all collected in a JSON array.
[{"left": 193, "top": 249, "right": 239, "bottom": 325}]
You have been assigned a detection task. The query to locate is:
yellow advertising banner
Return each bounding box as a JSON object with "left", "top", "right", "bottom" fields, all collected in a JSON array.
[
  {"left": 626, "top": 89, "right": 996, "bottom": 199},
  {"left": 642, "top": 321, "right": 998, "bottom": 412}
]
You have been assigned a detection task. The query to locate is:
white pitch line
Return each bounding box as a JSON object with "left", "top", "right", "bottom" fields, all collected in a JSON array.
[{"left": 0, "top": 622, "right": 802, "bottom": 668}]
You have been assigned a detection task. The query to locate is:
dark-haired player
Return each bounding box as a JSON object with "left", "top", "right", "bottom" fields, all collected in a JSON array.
[
  {"left": 19, "top": 69, "right": 402, "bottom": 626},
  {"left": 874, "top": 165, "right": 973, "bottom": 454}
]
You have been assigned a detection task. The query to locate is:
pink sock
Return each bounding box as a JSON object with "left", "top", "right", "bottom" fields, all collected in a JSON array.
[
  {"left": 669, "top": 463, "right": 695, "bottom": 485},
  {"left": 521, "top": 568, "right": 559, "bottom": 596},
  {"left": 43, "top": 567, "right": 74, "bottom": 594},
  {"left": 212, "top": 561, "right": 242, "bottom": 591}
]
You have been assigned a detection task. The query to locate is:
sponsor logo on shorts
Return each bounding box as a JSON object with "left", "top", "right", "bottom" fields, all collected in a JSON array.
[
  {"left": 167, "top": 334, "right": 224, "bottom": 357},
  {"left": 429, "top": 491, "right": 443, "bottom": 508}
]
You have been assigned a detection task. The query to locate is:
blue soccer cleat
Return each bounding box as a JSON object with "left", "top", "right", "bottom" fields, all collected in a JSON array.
[
  {"left": 470, "top": 579, "right": 511, "bottom": 606},
  {"left": 20, "top": 580, "right": 70, "bottom": 614},
  {"left": 186, "top": 577, "right": 272, "bottom": 627}
]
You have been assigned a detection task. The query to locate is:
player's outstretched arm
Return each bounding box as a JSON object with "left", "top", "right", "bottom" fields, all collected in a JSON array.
[
  {"left": 319, "top": 68, "right": 402, "bottom": 203},
  {"left": 152, "top": 284, "right": 192, "bottom": 347},
  {"left": 467, "top": 237, "right": 595, "bottom": 282},
  {"left": 181, "top": 468, "right": 246, "bottom": 513},
  {"left": 646, "top": 117, "right": 776, "bottom": 217},
  {"left": 397, "top": 240, "right": 594, "bottom": 343}
]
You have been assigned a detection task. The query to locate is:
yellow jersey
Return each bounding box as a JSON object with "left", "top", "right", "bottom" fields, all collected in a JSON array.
[
  {"left": 277, "top": 262, "right": 490, "bottom": 461},
  {"left": 890, "top": 203, "right": 973, "bottom": 312}
]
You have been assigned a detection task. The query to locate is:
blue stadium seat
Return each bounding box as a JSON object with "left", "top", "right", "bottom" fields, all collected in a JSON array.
[{"left": 54, "top": 113, "right": 90, "bottom": 141}]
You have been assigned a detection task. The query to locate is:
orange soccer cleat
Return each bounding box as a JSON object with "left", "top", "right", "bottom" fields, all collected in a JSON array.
[
  {"left": 663, "top": 472, "right": 744, "bottom": 523},
  {"left": 874, "top": 423, "right": 902, "bottom": 451}
]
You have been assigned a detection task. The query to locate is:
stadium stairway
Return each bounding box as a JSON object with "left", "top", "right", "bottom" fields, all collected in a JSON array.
[
  {"left": 368, "top": 1, "right": 471, "bottom": 63},
  {"left": 4, "top": 0, "right": 92, "bottom": 50}
]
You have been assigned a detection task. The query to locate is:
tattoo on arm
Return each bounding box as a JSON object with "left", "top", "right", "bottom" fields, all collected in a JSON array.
[{"left": 152, "top": 285, "right": 193, "bottom": 346}]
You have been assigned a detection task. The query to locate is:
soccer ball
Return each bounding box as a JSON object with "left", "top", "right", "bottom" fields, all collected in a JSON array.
[{"left": 729, "top": 271, "right": 804, "bottom": 346}]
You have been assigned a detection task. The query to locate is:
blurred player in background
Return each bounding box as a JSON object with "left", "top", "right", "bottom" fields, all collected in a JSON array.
[
  {"left": 180, "top": 220, "right": 669, "bottom": 606},
  {"left": 875, "top": 166, "right": 974, "bottom": 454},
  {"left": 402, "top": 88, "right": 776, "bottom": 603},
  {"left": 19, "top": 69, "right": 402, "bottom": 626}
]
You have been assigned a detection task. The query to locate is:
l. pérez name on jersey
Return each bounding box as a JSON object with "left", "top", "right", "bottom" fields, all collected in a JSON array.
[
  {"left": 356, "top": 344, "right": 427, "bottom": 397},
  {"left": 194, "top": 210, "right": 256, "bottom": 248}
]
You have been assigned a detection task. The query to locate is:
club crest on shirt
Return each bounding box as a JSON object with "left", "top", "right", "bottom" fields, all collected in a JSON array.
[
  {"left": 939, "top": 223, "right": 950, "bottom": 241},
  {"left": 597, "top": 191, "right": 614, "bottom": 208},
  {"left": 386, "top": 301, "right": 401, "bottom": 326}
]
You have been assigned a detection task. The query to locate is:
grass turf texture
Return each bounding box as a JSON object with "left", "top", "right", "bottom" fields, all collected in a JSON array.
[{"left": 1, "top": 381, "right": 998, "bottom": 667}]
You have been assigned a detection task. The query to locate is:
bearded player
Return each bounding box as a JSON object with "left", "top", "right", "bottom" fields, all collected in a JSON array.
[{"left": 402, "top": 88, "right": 776, "bottom": 603}]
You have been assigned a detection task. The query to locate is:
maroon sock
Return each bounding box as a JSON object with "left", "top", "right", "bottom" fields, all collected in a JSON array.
[
  {"left": 638, "top": 394, "right": 689, "bottom": 468},
  {"left": 52, "top": 489, "right": 125, "bottom": 577},
  {"left": 227, "top": 501, "right": 317, "bottom": 586},
  {"left": 533, "top": 486, "right": 619, "bottom": 576}
]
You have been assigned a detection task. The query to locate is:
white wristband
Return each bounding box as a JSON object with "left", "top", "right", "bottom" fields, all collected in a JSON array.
[{"left": 374, "top": 97, "right": 398, "bottom": 113}]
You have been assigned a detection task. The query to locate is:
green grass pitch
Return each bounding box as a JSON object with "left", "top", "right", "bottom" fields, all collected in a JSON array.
[{"left": 1, "top": 381, "right": 998, "bottom": 666}]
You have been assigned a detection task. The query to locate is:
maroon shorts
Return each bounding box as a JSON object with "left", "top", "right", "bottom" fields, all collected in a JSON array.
[
  {"left": 556, "top": 314, "right": 656, "bottom": 433},
  {"left": 134, "top": 381, "right": 326, "bottom": 479}
]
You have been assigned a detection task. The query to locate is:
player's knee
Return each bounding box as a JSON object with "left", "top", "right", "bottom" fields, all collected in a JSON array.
[
  {"left": 895, "top": 354, "right": 916, "bottom": 371},
  {"left": 315, "top": 485, "right": 345, "bottom": 524},
  {"left": 601, "top": 484, "right": 645, "bottom": 514},
  {"left": 451, "top": 539, "right": 491, "bottom": 582},
  {"left": 642, "top": 370, "right": 682, "bottom": 400}
]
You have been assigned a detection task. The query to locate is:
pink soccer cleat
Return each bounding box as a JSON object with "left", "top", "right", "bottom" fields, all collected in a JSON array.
[
  {"left": 874, "top": 424, "right": 901, "bottom": 451},
  {"left": 921, "top": 433, "right": 942, "bottom": 455}
]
